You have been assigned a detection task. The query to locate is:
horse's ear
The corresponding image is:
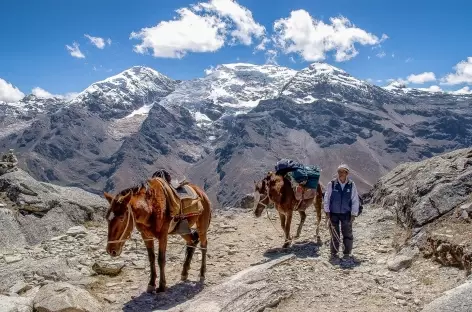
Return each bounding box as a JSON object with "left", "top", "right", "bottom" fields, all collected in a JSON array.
[
  {"left": 121, "top": 191, "right": 132, "bottom": 203},
  {"left": 104, "top": 192, "right": 114, "bottom": 204}
]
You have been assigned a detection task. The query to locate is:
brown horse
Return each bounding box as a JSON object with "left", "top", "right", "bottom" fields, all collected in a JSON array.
[
  {"left": 254, "top": 171, "right": 323, "bottom": 248},
  {"left": 103, "top": 177, "right": 212, "bottom": 293}
]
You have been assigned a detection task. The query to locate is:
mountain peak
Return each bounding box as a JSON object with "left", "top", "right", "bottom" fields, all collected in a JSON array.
[
  {"left": 308, "top": 62, "right": 347, "bottom": 74},
  {"left": 70, "top": 66, "right": 176, "bottom": 119}
]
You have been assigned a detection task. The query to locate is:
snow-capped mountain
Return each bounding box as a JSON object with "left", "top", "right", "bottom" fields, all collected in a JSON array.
[
  {"left": 2, "top": 61, "right": 472, "bottom": 208},
  {"left": 281, "top": 62, "right": 396, "bottom": 107},
  {"left": 70, "top": 66, "right": 177, "bottom": 119},
  {"left": 159, "top": 63, "right": 297, "bottom": 127}
]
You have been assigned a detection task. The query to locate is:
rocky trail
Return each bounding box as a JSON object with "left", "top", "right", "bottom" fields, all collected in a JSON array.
[{"left": 2, "top": 205, "right": 469, "bottom": 312}]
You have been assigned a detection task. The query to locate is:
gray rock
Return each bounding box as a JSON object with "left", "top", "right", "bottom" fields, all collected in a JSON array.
[
  {"left": 91, "top": 260, "right": 125, "bottom": 276},
  {"left": 238, "top": 194, "right": 255, "bottom": 209},
  {"left": 370, "top": 148, "right": 472, "bottom": 227},
  {"left": 66, "top": 226, "right": 87, "bottom": 236},
  {"left": 158, "top": 255, "right": 295, "bottom": 312},
  {"left": 387, "top": 255, "right": 413, "bottom": 272},
  {"left": 33, "top": 282, "right": 102, "bottom": 312},
  {"left": 0, "top": 295, "right": 33, "bottom": 312},
  {"left": 10, "top": 281, "right": 31, "bottom": 295},
  {"left": 422, "top": 280, "right": 472, "bottom": 312},
  {"left": 4, "top": 255, "right": 23, "bottom": 264},
  {"left": 0, "top": 169, "right": 107, "bottom": 247}
]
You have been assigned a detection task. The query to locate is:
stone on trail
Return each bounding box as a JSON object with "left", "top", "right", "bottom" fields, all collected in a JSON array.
[
  {"left": 4, "top": 255, "right": 23, "bottom": 264},
  {"left": 156, "top": 254, "right": 295, "bottom": 312},
  {"left": 421, "top": 280, "right": 472, "bottom": 312},
  {"left": 66, "top": 226, "right": 88, "bottom": 236},
  {"left": 387, "top": 255, "right": 413, "bottom": 272},
  {"left": 0, "top": 295, "right": 33, "bottom": 312},
  {"left": 33, "top": 282, "right": 102, "bottom": 312},
  {"left": 91, "top": 260, "right": 125, "bottom": 276}
]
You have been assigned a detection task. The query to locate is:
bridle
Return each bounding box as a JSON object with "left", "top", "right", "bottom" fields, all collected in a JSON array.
[{"left": 107, "top": 201, "right": 136, "bottom": 245}]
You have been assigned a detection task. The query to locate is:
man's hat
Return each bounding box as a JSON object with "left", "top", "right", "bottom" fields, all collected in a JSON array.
[{"left": 337, "top": 164, "right": 350, "bottom": 173}]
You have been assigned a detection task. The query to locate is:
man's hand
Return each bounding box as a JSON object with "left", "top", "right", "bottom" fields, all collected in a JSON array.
[{"left": 351, "top": 215, "right": 356, "bottom": 223}]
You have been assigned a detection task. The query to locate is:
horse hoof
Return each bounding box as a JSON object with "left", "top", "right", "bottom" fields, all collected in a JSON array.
[
  {"left": 199, "top": 276, "right": 206, "bottom": 283},
  {"left": 282, "top": 242, "right": 291, "bottom": 249},
  {"left": 157, "top": 286, "right": 167, "bottom": 293},
  {"left": 146, "top": 285, "right": 156, "bottom": 293},
  {"left": 181, "top": 275, "right": 188, "bottom": 282}
]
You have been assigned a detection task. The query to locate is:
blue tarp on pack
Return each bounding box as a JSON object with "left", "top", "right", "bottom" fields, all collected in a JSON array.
[{"left": 288, "top": 165, "right": 321, "bottom": 189}]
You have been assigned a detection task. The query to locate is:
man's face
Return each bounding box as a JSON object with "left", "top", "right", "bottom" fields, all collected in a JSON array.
[{"left": 337, "top": 169, "right": 348, "bottom": 182}]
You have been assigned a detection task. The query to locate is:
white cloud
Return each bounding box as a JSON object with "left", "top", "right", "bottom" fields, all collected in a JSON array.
[
  {"left": 407, "top": 72, "right": 436, "bottom": 84},
  {"left": 450, "top": 86, "right": 472, "bottom": 95},
  {"left": 289, "top": 56, "right": 296, "bottom": 63},
  {"left": 0, "top": 78, "right": 25, "bottom": 102},
  {"left": 32, "top": 87, "right": 78, "bottom": 101},
  {"left": 367, "top": 56, "right": 371, "bottom": 60},
  {"left": 273, "top": 10, "right": 387, "bottom": 62},
  {"left": 255, "top": 37, "right": 270, "bottom": 51},
  {"left": 405, "top": 57, "right": 413, "bottom": 63},
  {"left": 376, "top": 51, "right": 386, "bottom": 58},
  {"left": 441, "top": 57, "right": 472, "bottom": 85},
  {"left": 107, "top": 38, "right": 112, "bottom": 45},
  {"left": 265, "top": 49, "right": 278, "bottom": 65},
  {"left": 196, "top": 0, "right": 265, "bottom": 45},
  {"left": 32, "top": 87, "right": 56, "bottom": 98},
  {"left": 84, "top": 34, "right": 105, "bottom": 49},
  {"left": 392, "top": 53, "right": 395, "bottom": 58},
  {"left": 66, "top": 42, "right": 85, "bottom": 58},
  {"left": 131, "top": 0, "right": 265, "bottom": 58},
  {"left": 418, "top": 85, "right": 442, "bottom": 92}
]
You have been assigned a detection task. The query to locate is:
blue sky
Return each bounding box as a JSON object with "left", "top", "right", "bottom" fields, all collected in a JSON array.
[{"left": 1, "top": 0, "right": 472, "bottom": 101}]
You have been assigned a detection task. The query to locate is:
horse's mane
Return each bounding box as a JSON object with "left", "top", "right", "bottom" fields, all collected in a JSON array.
[{"left": 117, "top": 181, "right": 150, "bottom": 197}]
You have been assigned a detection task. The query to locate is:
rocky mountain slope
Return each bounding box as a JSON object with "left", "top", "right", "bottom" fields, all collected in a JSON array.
[{"left": 1, "top": 62, "right": 472, "bottom": 206}]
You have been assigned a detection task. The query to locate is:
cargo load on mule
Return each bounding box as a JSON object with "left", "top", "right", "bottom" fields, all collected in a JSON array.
[{"left": 274, "top": 159, "right": 322, "bottom": 202}]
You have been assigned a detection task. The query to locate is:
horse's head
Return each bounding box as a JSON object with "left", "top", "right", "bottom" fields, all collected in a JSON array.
[
  {"left": 103, "top": 190, "right": 136, "bottom": 257},
  {"left": 253, "top": 175, "right": 271, "bottom": 218}
]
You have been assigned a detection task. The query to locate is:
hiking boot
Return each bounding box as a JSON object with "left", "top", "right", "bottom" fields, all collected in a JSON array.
[
  {"left": 329, "top": 254, "right": 340, "bottom": 265},
  {"left": 341, "top": 254, "right": 356, "bottom": 267}
]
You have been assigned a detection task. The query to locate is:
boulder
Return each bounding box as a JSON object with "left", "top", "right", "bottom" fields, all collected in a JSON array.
[
  {"left": 0, "top": 295, "right": 33, "bottom": 312},
  {"left": 238, "top": 193, "right": 255, "bottom": 209},
  {"left": 33, "top": 282, "right": 102, "bottom": 312},
  {"left": 387, "top": 255, "right": 414, "bottom": 272},
  {"left": 422, "top": 280, "right": 472, "bottom": 312},
  {"left": 0, "top": 169, "right": 107, "bottom": 247},
  {"left": 157, "top": 254, "right": 295, "bottom": 312}
]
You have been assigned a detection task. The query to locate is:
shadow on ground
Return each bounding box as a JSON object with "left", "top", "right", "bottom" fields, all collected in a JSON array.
[
  {"left": 122, "top": 281, "right": 204, "bottom": 312},
  {"left": 263, "top": 239, "right": 321, "bottom": 259}
]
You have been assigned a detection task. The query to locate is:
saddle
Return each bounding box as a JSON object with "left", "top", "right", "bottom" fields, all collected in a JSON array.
[{"left": 154, "top": 177, "right": 204, "bottom": 235}]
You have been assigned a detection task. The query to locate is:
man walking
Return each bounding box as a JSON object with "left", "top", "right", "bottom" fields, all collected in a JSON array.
[{"left": 323, "top": 164, "right": 359, "bottom": 264}]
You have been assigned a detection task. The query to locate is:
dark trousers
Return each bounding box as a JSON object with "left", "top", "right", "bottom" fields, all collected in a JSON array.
[{"left": 329, "top": 212, "right": 353, "bottom": 256}]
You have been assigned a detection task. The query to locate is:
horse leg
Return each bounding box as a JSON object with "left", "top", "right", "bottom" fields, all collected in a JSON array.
[
  {"left": 157, "top": 234, "right": 168, "bottom": 292},
  {"left": 283, "top": 212, "right": 293, "bottom": 248},
  {"left": 143, "top": 238, "right": 157, "bottom": 293},
  {"left": 198, "top": 230, "right": 208, "bottom": 282},
  {"left": 295, "top": 210, "right": 306, "bottom": 239},
  {"left": 180, "top": 233, "right": 197, "bottom": 281},
  {"left": 315, "top": 184, "right": 323, "bottom": 244}
]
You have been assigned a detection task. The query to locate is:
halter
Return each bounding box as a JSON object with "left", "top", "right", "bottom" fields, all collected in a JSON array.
[{"left": 107, "top": 203, "right": 136, "bottom": 245}]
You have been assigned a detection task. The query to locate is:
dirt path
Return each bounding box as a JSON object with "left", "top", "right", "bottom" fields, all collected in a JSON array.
[
  {"left": 2, "top": 205, "right": 467, "bottom": 311},
  {"left": 84, "top": 206, "right": 466, "bottom": 311}
]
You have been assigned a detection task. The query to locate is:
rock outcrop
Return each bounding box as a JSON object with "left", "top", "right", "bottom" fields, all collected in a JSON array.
[
  {"left": 368, "top": 147, "right": 472, "bottom": 276},
  {"left": 0, "top": 169, "right": 107, "bottom": 247}
]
